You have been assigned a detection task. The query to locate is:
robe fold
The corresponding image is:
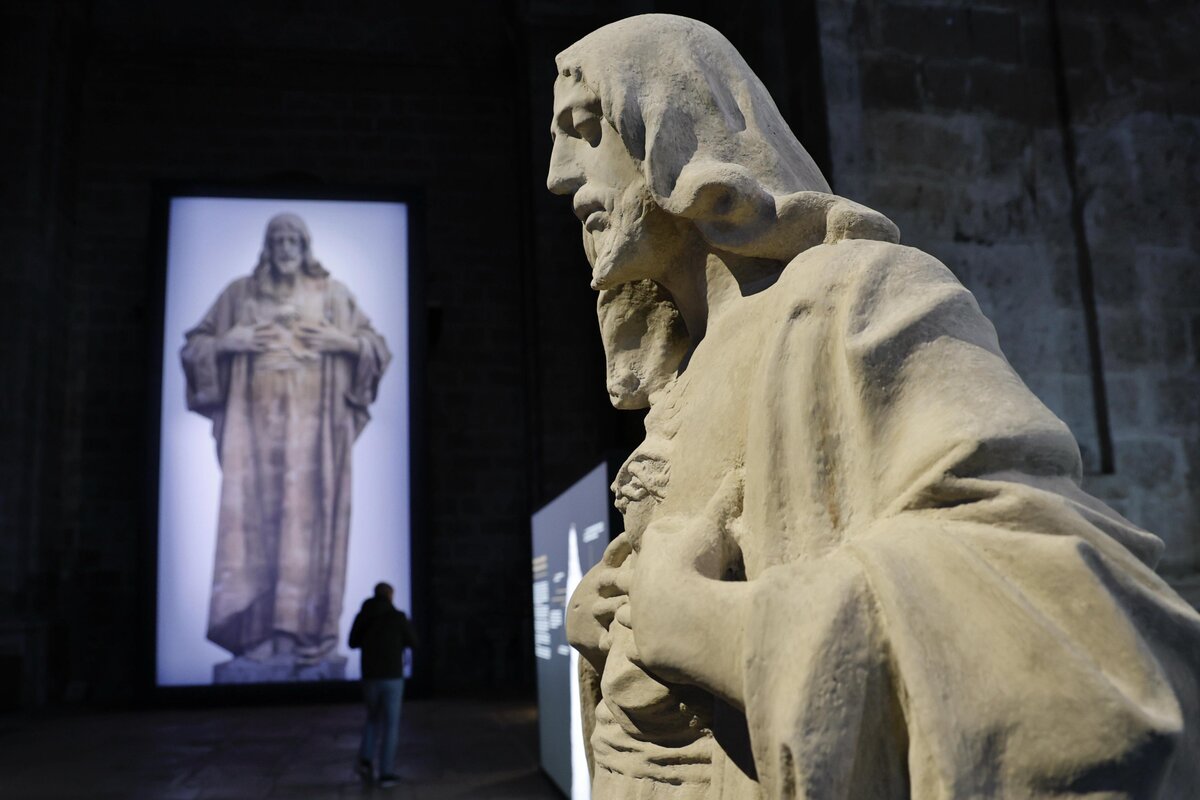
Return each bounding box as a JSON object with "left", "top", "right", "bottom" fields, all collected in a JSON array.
[
  {"left": 181, "top": 273, "right": 390, "bottom": 656},
  {"left": 593, "top": 239, "right": 1200, "bottom": 798}
]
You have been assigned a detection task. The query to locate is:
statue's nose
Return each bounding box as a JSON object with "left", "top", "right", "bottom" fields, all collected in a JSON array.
[{"left": 547, "top": 138, "right": 584, "bottom": 195}]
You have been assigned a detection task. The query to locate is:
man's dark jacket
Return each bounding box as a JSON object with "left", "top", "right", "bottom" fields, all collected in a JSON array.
[{"left": 348, "top": 597, "right": 417, "bottom": 679}]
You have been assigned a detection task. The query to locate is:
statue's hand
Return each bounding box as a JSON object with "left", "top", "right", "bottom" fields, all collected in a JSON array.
[
  {"left": 631, "top": 513, "right": 727, "bottom": 606},
  {"left": 567, "top": 532, "right": 633, "bottom": 672},
  {"left": 296, "top": 321, "right": 359, "bottom": 354},
  {"left": 631, "top": 469, "right": 741, "bottom": 594},
  {"left": 216, "top": 322, "right": 273, "bottom": 354},
  {"left": 629, "top": 477, "right": 749, "bottom": 706}
]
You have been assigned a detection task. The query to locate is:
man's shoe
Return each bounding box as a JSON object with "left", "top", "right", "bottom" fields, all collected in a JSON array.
[
  {"left": 378, "top": 773, "right": 400, "bottom": 788},
  {"left": 355, "top": 758, "right": 373, "bottom": 783}
]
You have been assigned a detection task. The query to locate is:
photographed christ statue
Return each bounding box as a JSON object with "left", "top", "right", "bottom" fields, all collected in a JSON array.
[{"left": 181, "top": 212, "right": 390, "bottom": 682}]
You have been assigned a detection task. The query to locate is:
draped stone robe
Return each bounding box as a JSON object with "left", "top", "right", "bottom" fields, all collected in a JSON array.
[
  {"left": 181, "top": 272, "right": 390, "bottom": 657},
  {"left": 588, "top": 239, "right": 1200, "bottom": 799}
]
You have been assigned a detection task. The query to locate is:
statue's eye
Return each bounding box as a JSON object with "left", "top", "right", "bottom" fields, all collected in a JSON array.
[{"left": 572, "top": 107, "right": 602, "bottom": 147}]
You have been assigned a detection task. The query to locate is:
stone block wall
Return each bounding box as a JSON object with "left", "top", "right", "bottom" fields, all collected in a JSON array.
[
  {"left": 1058, "top": 0, "right": 1200, "bottom": 595},
  {"left": 816, "top": 0, "right": 1199, "bottom": 599}
]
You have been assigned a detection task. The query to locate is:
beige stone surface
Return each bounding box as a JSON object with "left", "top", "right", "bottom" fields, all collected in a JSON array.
[
  {"left": 181, "top": 213, "right": 390, "bottom": 681},
  {"left": 550, "top": 15, "right": 1200, "bottom": 799}
]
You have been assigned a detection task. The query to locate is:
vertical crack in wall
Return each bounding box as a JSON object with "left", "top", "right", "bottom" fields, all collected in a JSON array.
[{"left": 1047, "top": 0, "right": 1114, "bottom": 474}]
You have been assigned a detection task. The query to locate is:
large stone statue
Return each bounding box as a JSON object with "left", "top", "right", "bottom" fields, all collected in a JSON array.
[
  {"left": 552, "top": 15, "right": 1200, "bottom": 799},
  {"left": 182, "top": 213, "right": 390, "bottom": 683}
]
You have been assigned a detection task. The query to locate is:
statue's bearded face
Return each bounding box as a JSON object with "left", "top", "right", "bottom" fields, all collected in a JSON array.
[
  {"left": 547, "top": 80, "right": 691, "bottom": 292},
  {"left": 267, "top": 228, "right": 304, "bottom": 275}
]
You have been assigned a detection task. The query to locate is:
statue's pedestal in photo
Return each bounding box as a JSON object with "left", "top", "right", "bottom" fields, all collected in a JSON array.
[{"left": 213, "top": 654, "right": 346, "bottom": 684}]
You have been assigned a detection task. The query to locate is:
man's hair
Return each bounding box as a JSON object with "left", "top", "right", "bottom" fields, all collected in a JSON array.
[
  {"left": 374, "top": 582, "right": 394, "bottom": 601},
  {"left": 252, "top": 212, "right": 330, "bottom": 286}
]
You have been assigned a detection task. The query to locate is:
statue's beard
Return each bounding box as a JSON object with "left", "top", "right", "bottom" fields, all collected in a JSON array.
[
  {"left": 596, "top": 279, "right": 689, "bottom": 409},
  {"left": 584, "top": 186, "right": 657, "bottom": 290},
  {"left": 273, "top": 256, "right": 301, "bottom": 276},
  {"left": 582, "top": 226, "right": 599, "bottom": 271}
]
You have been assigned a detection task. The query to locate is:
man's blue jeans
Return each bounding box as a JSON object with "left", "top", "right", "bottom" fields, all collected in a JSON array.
[{"left": 359, "top": 678, "right": 405, "bottom": 774}]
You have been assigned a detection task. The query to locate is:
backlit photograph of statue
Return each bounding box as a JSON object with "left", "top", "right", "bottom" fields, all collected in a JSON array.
[
  {"left": 181, "top": 212, "right": 390, "bottom": 683},
  {"left": 551, "top": 16, "right": 1200, "bottom": 798}
]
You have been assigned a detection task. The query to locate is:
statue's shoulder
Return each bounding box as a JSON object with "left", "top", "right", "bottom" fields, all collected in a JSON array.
[
  {"left": 778, "top": 240, "right": 962, "bottom": 301},
  {"left": 227, "top": 274, "right": 255, "bottom": 292},
  {"left": 213, "top": 275, "right": 256, "bottom": 305},
  {"left": 324, "top": 277, "right": 356, "bottom": 303},
  {"left": 328, "top": 279, "right": 372, "bottom": 317}
]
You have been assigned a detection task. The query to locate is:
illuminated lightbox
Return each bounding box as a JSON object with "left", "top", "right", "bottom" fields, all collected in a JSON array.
[
  {"left": 155, "top": 193, "right": 412, "bottom": 687},
  {"left": 531, "top": 462, "right": 616, "bottom": 798}
]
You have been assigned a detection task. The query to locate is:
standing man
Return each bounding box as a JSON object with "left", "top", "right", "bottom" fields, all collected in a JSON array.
[{"left": 349, "top": 582, "right": 416, "bottom": 787}]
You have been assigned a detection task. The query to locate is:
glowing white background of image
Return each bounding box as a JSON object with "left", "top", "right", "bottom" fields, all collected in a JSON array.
[
  {"left": 156, "top": 196, "right": 411, "bottom": 686},
  {"left": 567, "top": 526, "right": 591, "bottom": 800}
]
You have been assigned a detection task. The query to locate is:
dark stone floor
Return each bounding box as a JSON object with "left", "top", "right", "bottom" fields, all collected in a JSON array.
[{"left": 0, "top": 700, "right": 565, "bottom": 799}]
